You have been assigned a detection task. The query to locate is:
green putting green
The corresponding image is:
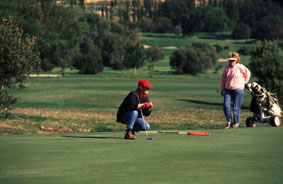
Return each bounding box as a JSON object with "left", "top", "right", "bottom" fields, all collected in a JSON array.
[{"left": 1, "top": 127, "right": 283, "bottom": 184}]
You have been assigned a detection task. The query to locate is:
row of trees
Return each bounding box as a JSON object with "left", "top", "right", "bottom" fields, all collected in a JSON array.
[
  {"left": 155, "top": 0, "right": 283, "bottom": 39},
  {"left": 1, "top": 0, "right": 283, "bottom": 116},
  {"left": 0, "top": 0, "right": 158, "bottom": 75},
  {"left": 58, "top": 0, "right": 283, "bottom": 40},
  {"left": 0, "top": 0, "right": 164, "bottom": 116},
  {"left": 88, "top": 0, "right": 283, "bottom": 40}
]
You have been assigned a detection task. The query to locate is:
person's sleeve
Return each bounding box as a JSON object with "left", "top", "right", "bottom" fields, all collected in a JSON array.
[
  {"left": 220, "top": 67, "right": 227, "bottom": 89},
  {"left": 126, "top": 91, "right": 138, "bottom": 110},
  {"left": 242, "top": 65, "right": 251, "bottom": 84}
]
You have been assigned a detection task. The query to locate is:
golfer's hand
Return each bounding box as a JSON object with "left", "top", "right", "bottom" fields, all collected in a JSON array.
[
  {"left": 138, "top": 103, "right": 144, "bottom": 109},
  {"left": 221, "top": 89, "right": 225, "bottom": 96},
  {"left": 149, "top": 102, "right": 153, "bottom": 108}
]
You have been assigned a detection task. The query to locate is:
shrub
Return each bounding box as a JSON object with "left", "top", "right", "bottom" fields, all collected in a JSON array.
[
  {"left": 0, "top": 90, "right": 17, "bottom": 118},
  {"left": 232, "top": 22, "right": 251, "bottom": 39},
  {"left": 170, "top": 42, "right": 216, "bottom": 75},
  {"left": 192, "top": 42, "right": 216, "bottom": 68},
  {"left": 146, "top": 46, "right": 164, "bottom": 77},
  {"left": 173, "top": 25, "right": 182, "bottom": 36},
  {"left": 249, "top": 40, "right": 283, "bottom": 103},
  {"left": 96, "top": 21, "right": 142, "bottom": 70},
  {"left": 155, "top": 16, "right": 173, "bottom": 33},
  {"left": 238, "top": 46, "right": 252, "bottom": 56},
  {"left": 213, "top": 44, "right": 223, "bottom": 53},
  {"left": 253, "top": 14, "right": 283, "bottom": 40},
  {"left": 36, "top": 2, "right": 85, "bottom": 74},
  {"left": 198, "top": 6, "right": 229, "bottom": 32},
  {"left": 73, "top": 38, "right": 103, "bottom": 74},
  {"left": 137, "top": 18, "right": 153, "bottom": 32},
  {"left": 0, "top": 18, "right": 40, "bottom": 117},
  {"left": 124, "top": 43, "right": 146, "bottom": 75}
]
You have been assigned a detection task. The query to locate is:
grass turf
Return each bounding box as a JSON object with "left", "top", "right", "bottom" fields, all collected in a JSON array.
[
  {"left": 1, "top": 126, "right": 283, "bottom": 184},
  {"left": 0, "top": 32, "right": 270, "bottom": 133},
  {"left": 1, "top": 32, "right": 282, "bottom": 183}
]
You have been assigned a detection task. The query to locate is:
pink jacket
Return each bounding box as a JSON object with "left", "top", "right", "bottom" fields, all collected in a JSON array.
[{"left": 221, "top": 64, "right": 251, "bottom": 90}]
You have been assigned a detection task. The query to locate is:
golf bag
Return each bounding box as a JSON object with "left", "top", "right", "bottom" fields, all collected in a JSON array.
[{"left": 245, "top": 82, "right": 282, "bottom": 127}]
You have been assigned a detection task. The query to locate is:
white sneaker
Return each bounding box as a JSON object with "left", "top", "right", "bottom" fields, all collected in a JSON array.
[
  {"left": 232, "top": 124, "right": 239, "bottom": 128},
  {"left": 225, "top": 123, "right": 231, "bottom": 129}
]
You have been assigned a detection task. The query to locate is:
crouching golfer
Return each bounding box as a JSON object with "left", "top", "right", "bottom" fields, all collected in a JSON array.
[
  {"left": 220, "top": 52, "right": 251, "bottom": 129},
  {"left": 116, "top": 79, "right": 153, "bottom": 139}
]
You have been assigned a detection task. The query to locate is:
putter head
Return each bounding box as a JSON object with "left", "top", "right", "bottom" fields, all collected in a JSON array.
[{"left": 146, "top": 137, "right": 152, "bottom": 140}]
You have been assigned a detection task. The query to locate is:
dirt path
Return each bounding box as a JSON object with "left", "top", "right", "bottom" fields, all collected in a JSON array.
[
  {"left": 143, "top": 44, "right": 178, "bottom": 49},
  {"left": 29, "top": 74, "right": 61, "bottom": 77}
]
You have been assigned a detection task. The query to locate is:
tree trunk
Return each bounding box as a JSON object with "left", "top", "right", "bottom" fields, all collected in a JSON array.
[{"left": 133, "top": 66, "right": 136, "bottom": 76}]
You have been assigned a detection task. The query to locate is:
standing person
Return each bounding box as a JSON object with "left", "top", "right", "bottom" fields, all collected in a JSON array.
[
  {"left": 220, "top": 52, "right": 251, "bottom": 129},
  {"left": 117, "top": 79, "right": 153, "bottom": 139}
]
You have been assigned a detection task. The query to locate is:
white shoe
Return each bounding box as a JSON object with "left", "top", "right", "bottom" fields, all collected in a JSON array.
[{"left": 225, "top": 123, "right": 231, "bottom": 129}]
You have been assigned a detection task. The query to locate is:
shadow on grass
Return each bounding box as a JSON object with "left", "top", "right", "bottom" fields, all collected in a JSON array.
[
  {"left": 63, "top": 135, "right": 124, "bottom": 140},
  {"left": 7, "top": 113, "right": 48, "bottom": 122},
  {"left": 198, "top": 34, "right": 230, "bottom": 40},
  {"left": 178, "top": 99, "right": 249, "bottom": 110},
  {"left": 143, "top": 34, "right": 182, "bottom": 39},
  {"left": 234, "top": 40, "right": 256, "bottom": 45}
]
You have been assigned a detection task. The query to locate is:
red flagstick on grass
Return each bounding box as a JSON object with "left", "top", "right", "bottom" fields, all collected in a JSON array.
[{"left": 188, "top": 131, "right": 210, "bottom": 136}]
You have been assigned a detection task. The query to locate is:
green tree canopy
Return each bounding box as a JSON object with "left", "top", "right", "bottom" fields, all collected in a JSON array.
[
  {"left": 146, "top": 46, "right": 164, "bottom": 77},
  {"left": 170, "top": 42, "right": 216, "bottom": 75},
  {"left": 0, "top": 18, "right": 40, "bottom": 116},
  {"left": 249, "top": 40, "right": 283, "bottom": 103},
  {"left": 239, "top": 0, "right": 283, "bottom": 40}
]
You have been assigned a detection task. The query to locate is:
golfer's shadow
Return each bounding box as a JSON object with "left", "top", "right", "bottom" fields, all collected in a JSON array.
[
  {"left": 178, "top": 99, "right": 249, "bottom": 109},
  {"left": 63, "top": 135, "right": 123, "bottom": 140}
]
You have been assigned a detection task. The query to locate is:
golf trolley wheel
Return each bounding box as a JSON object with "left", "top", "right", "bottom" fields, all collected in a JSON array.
[
  {"left": 246, "top": 117, "right": 256, "bottom": 127},
  {"left": 269, "top": 116, "right": 281, "bottom": 127}
]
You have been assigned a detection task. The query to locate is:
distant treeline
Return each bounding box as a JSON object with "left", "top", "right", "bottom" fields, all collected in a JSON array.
[
  {"left": 63, "top": 0, "right": 283, "bottom": 39},
  {"left": 0, "top": 0, "right": 150, "bottom": 74},
  {"left": 0, "top": 0, "right": 282, "bottom": 75}
]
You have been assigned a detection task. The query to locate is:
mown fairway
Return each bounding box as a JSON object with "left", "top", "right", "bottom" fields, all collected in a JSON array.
[
  {"left": 1, "top": 71, "right": 253, "bottom": 133},
  {"left": 1, "top": 127, "right": 283, "bottom": 184},
  {"left": 1, "top": 32, "right": 283, "bottom": 184},
  {"left": 1, "top": 32, "right": 256, "bottom": 133}
]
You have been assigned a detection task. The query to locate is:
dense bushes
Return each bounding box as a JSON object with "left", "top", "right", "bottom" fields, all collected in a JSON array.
[
  {"left": 239, "top": 0, "right": 283, "bottom": 40},
  {"left": 194, "top": 6, "right": 229, "bottom": 33},
  {"left": 151, "top": 0, "right": 283, "bottom": 39},
  {"left": 124, "top": 43, "right": 146, "bottom": 75},
  {"left": 0, "top": 1, "right": 145, "bottom": 74},
  {"left": 0, "top": 18, "right": 40, "bottom": 88},
  {"left": 0, "top": 18, "right": 40, "bottom": 116},
  {"left": 232, "top": 22, "right": 251, "bottom": 39},
  {"left": 146, "top": 46, "right": 164, "bottom": 77},
  {"left": 170, "top": 42, "right": 216, "bottom": 75},
  {"left": 36, "top": 2, "right": 85, "bottom": 74},
  {"left": 155, "top": 17, "right": 173, "bottom": 33},
  {"left": 237, "top": 46, "right": 252, "bottom": 56},
  {"left": 249, "top": 40, "right": 283, "bottom": 103},
  {"left": 73, "top": 37, "right": 103, "bottom": 74}
]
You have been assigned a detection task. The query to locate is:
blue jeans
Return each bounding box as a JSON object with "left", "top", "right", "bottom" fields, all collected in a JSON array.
[
  {"left": 121, "top": 110, "right": 150, "bottom": 131},
  {"left": 223, "top": 89, "right": 244, "bottom": 125}
]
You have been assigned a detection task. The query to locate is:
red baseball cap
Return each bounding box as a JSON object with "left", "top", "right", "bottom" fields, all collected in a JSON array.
[{"left": 138, "top": 79, "right": 153, "bottom": 89}]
